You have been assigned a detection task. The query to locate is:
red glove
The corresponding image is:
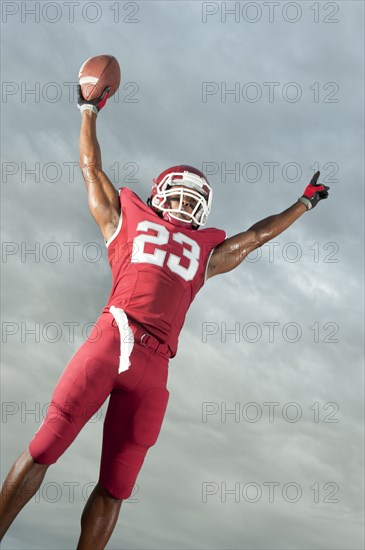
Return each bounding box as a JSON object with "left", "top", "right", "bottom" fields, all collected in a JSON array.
[
  {"left": 298, "top": 171, "right": 330, "bottom": 210},
  {"left": 77, "top": 85, "right": 110, "bottom": 116}
]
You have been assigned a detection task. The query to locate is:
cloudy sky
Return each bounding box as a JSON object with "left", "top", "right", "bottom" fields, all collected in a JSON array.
[{"left": 1, "top": 1, "right": 364, "bottom": 548}]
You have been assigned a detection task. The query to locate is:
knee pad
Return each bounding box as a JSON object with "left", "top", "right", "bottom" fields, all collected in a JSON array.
[
  {"left": 132, "top": 388, "right": 169, "bottom": 447},
  {"left": 28, "top": 402, "right": 78, "bottom": 464}
]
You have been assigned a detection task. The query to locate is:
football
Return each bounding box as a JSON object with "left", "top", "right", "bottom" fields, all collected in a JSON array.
[{"left": 78, "top": 55, "right": 121, "bottom": 100}]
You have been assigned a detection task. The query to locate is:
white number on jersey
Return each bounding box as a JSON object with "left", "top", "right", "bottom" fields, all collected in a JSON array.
[{"left": 131, "top": 220, "right": 200, "bottom": 281}]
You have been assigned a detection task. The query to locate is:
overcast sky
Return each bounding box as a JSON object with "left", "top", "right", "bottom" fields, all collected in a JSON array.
[{"left": 1, "top": 1, "right": 364, "bottom": 549}]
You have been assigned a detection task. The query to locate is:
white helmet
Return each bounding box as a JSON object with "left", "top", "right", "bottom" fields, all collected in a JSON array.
[{"left": 149, "top": 165, "right": 213, "bottom": 229}]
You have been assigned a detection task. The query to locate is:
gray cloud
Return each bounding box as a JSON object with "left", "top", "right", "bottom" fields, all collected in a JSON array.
[{"left": 1, "top": 1, "right": 364, "bottom": 549}]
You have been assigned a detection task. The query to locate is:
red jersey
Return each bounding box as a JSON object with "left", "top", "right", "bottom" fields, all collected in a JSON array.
[{"left": 103, "top": 188, "right": 226, "bottom": 356}]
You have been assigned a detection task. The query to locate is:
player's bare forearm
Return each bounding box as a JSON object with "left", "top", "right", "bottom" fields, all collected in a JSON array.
[
  {"left": 78, "top": 108, "right": 120, "bottom": 238},
  {"left": 207, "top": 201, "right": 306, "bottom": 278},
  {"left": 79, "top": 110, "right": 102, "bottom": 175},
  {"left": 248, "top": 201, "right": 306, "bottom": 245}
]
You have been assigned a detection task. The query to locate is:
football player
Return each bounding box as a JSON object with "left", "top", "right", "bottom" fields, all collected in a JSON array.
[{"left": 0, "top": 87, "right": 330, "bottom": 548}]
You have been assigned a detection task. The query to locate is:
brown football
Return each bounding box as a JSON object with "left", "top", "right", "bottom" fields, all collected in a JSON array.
[{"left": 78, "top": 55, "right": 121, "bottom": 100}]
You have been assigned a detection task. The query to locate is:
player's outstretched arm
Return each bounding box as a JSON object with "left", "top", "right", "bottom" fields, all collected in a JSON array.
[
  {"left": 78, "top": 86, "right": 120, "bottom": 242},
  {"left": 206, "top": 172, "right": 330, "bottom": 279}
]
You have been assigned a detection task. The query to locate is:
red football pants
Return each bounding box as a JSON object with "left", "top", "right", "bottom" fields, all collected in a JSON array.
[{"left": 28, "top": 311, "right": 170, "bottom": 499}]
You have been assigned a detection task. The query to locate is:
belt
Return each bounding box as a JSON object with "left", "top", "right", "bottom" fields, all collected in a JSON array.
[
  {"left": 107, "top": 307, "right": 172, "bottom": 360},
  {"left": 129, "top": 321, "right": 173, "bottom": 359}
]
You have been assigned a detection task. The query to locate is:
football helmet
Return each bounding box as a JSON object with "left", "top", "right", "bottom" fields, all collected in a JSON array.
[{"left": 148, "top": 165, "right": 212, "bottom": 229}]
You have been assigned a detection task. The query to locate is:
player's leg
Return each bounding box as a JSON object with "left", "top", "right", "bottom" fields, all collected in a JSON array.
[
  {"left": 76, "top": 377, "right": 142, "bottom": 546},
  {"left": 0, "top": 449, "right": 49, "bottom": 540},
  {"left": 76, "top": 345, "right": 169, "bottom": 546},
  {"left": 98, "top": 346, "right": 170, "bottom": 501},
  {"left": 76, "top": 483, "right": 122, "bottom": 550},
  {"left": 0, "top": 314, "right": 120, "bottom": 540},
  {"left": 76, "top": 389, "right": 139, "bottom": 548},
  {"left": 28, "top": 315, "right": 120, "bottom": 465}
]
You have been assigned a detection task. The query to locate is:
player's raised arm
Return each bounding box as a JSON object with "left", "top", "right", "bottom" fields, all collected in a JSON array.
[
  {"left": 206, "top": 172, "right": 330, "bottom": 279},
  {"left": 78, "top": 86, "right": 121, "bottom": 242}
]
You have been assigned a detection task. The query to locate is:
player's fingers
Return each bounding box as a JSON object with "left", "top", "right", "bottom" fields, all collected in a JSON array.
[
  {"left": 101, "top": 86, "right": 111, "bottom": 99},
  {"left": 77, "top": 84, "right": 84, "bottom": 101},
  {"left": 310, "top": 171, "right": 321, "bottom": 186}
]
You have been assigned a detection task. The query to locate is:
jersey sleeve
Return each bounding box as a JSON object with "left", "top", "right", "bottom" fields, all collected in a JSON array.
[{"left": 200, "top": 228, "right": 227, "bottom": 287}]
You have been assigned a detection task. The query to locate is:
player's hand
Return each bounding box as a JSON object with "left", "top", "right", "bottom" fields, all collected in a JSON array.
[
  {"left": 77, "top": 85, "right": 110, "bottom": 116},
  {"left": 298, "top": 171, "right": 330, "bottom": 210}
]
